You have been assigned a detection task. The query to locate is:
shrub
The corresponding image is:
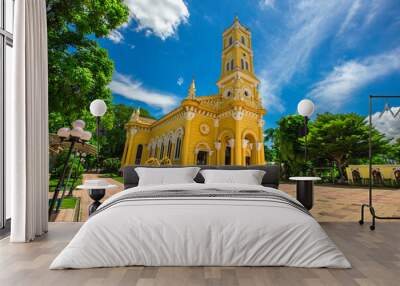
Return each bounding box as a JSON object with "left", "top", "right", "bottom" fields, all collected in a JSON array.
[{"left": 102, "top": 157, "right": 121, "bottom": 173}]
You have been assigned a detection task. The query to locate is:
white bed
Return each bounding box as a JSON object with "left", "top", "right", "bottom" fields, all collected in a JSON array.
[{"left": 50, "top": 183, "right": 351, "bottom": 269}]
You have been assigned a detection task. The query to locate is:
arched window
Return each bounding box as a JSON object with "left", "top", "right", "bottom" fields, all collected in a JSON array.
[
  {"left": 227, "top": 91, "right": 232, "bottom": 98},
  {"left": 230, "top": 59, "right": 234, "bottom": 70},
  {"left": 226, "top": 62, "right": 230, "bottom": 71},
  {"left": 241, "top": 36, "right": 246, "bottom": 45},
  {"left": 174, "top": 137, "right": 182, "bottom": 160},
  {"left": 135, "top": 144, "right": 143, "bottom": 165},
  {"left": 167, "top": 140, "right": 172, "bottom": 158},
  {"left": 244, "top": 91, "right": 249, "bottom": 97},
  {"left": 159, "top": 144, "right": 164, "bottom": 159},
  {"left": 241, "top": 58, "right": 244, "bottom": 69},
  {"left": 245, "top": 61, "right": 249, "bottom": 70},
  {"left": 225, "top": 146, "right": 231, "bottom": 165},
  {"left": 229, "top": 36, "right": 233, "bottom": 46}
]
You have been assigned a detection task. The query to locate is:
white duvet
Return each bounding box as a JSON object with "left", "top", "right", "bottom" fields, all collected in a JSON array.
[{"left": 50, "top": 183, "right": 351, "bottom": 269}]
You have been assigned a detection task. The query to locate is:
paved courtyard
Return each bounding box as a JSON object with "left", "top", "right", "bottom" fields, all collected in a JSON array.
[
  {"left": 279, "top": 184, "right": 400, "bottom": 222},
  {"left": 55, "top": 175, "right": 400, "bottom": 223}
]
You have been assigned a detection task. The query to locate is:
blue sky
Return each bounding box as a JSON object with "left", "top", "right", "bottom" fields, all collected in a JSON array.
[{"left": 99, "top": 0, "right": 400, "bottom": 133}]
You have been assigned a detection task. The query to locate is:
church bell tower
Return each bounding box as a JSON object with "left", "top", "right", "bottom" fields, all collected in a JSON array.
[{"left": 217, "top": 16, "right": 261, "bottom": 103}]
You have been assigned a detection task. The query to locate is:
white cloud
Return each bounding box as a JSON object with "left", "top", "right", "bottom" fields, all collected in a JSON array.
[
  {"left": 109, "top": 71, "right": 179, "bottom": 113},
  {"left": 177, "top": 76, "right": 184, "bottom": 86},
  {"left": 124, "top": 0, "right": 189, "bottom": 40},
  {"left": 337, "top": 0, "right": 385, "bottom": 38},
  {"left": 308, "top": 48, "right": 400, "bottom": 111},
  {"left": 259, "top": 78, "right": 285, "bottom": 113},
  {"left": 337, "top": 0, "right": 361, "bottom": 36},
  {"left": 108, "top": 30, "right": 124, "bottom": 43},
  {"left": 259, "top": 0, "right": 275, "bottom": 9},
  {"left": 257, "top": 0, "right": 386, "bottom": 114},
  {"left": 258, "top": 1, "right": 344, "bottom": 113},
  {"left": 364, "top": 0, "right": 382, "bottom": 25},
  {"left": 371, "top": 107, "right": 400, "bottom": 142}
]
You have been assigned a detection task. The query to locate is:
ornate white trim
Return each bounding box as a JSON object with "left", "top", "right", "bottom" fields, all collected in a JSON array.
[
  {"left": 184, "top": 111, "right": 196, "bottom": 121},
  {"left": 223, "top": 88, "right": 233, "bottom": 98},
  {"left": 256, "top": 142, "right": 263, "bottom": 151},
  {"left": 129, "top": 128, "right": 138, "bottom": 136},
  {"left": 228, "top": 138, "right": 235, "bottom": 148},
  {"left": 214, "top": 141, "right": 222, "bottom": 150},
  {"left": 199, "top": 123, "right": 210, "bottom": 135},
  {"left": 243, "top": 87, "right": 252, "bottom": 98},
  {"left": 258, "top": 119, "right": 265, "bottom": 127},
  {"left": 213, "top": 118, "right": 219, "bottom": 127},
  {"left": 232, "top": 110, "right": 244, "bottom": 121}
]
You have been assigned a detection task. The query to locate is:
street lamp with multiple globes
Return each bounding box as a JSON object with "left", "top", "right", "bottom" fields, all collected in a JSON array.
[
  {"left": 297, "top": 99, "right": 315, "bottom": 162},
  {"left": 49, "top": 120, "right": 92, "bottom": 217},
  {"left": 90, "top": 99, "right": 107, "bottom": 171}
]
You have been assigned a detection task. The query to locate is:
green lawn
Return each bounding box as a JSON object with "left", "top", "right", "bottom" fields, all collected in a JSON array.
[
  {"left": 49, "top": 177, "right": 82, "bottom": 192},
  {"left": 60, "top": 197, "right": 78, "bottom": 209},
  {"left": 99, "top": 173, "right": 123, "bottom": 183}
]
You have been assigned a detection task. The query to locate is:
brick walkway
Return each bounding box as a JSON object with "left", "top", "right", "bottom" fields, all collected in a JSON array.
[
  {"left": 280, "top": 184, "right": 400, "bottom": 222},
  {"left": 55, "top": 176, "right": 400, "bottom": 223}
]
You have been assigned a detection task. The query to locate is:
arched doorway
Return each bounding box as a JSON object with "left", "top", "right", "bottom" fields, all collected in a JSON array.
[
  {"left": 218, "top": 129, "right": 234, "bottom": 166},
  {"left": 245, "top": 149, "right": 251, "bottom": 166},
  {"left": 194, "top": 142, "right": 211, "bottom": 166},
  {"left": 225, "top": 146, "right": 232, "bottom": 165},
  {"left": 196, "top": 151, "right": 208, "bottom": 165},
  {"left": 242, "top": 130, "right": 258, "bottom": 165}
]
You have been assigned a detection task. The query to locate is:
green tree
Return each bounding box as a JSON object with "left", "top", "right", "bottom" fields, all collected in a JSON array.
[
  {"left": 307, "top": 113, "right": 389, "bottom": 181},
  {"left": 101, "top": 105, "right": 153, "bottom": 159},
  {"left": 265, "top": 115, "right": 306, "bottom": 178},
  {"left": 388, "top": 138, "right": 400, "bottom": 163},
  {"left": 46, "top": 0, "right": 129, "bottom": 132},
  {"left": 264, "top": 128, "right": 279, "bottom": 163}
]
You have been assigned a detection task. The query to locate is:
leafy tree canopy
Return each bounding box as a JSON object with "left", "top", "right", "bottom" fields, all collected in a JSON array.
[
  {"left": 46, "top": 0, "right": 129, "bottom": 132},
  {"left": 307, "top": 113, "right": 390, "bottom": 180}
]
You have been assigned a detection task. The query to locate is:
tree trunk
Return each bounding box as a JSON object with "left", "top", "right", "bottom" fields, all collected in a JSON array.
[{"left": 334, "top": 158, "right": 346, "bottom": 183}]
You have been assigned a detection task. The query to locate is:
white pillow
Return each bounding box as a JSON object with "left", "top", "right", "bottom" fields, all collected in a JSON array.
[
  {"left": 200, "top": 169, "right": 266, "bottom": 185},
  {"left": 135, "top": 167, "right": 201, "bottom": 186}
]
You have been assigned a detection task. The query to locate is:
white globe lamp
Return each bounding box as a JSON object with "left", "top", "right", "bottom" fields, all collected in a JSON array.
[
  {"left": 297, "top": 99, "right": 315, "bottom": 118},
  {"left": 70, "top": 127, "right": 84, "bottom": 138},
  {"left": 90, "top": 99, "right": 107, "bottom": 117},
  {"left": 72, "top": 119, "right": 86, "bottom": 129},
  {"left": 81, "top": 131, "right": 92, "bottom": 141},
  {"left": 57, "top": 127, "right": 70, "bottom": 138}
]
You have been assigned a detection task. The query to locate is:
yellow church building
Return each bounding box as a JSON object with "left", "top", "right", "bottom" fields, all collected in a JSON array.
[{"left": 121, "top": 17, "right": 266, "bottom": 167}]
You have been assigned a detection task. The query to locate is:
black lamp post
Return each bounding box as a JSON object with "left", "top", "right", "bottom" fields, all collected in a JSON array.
[
  {"left": 297, "top": 99, "right": 315, "bottom": 168},
  {"left": 90, "top": 99, "right": 107, "bottom": 172}
]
